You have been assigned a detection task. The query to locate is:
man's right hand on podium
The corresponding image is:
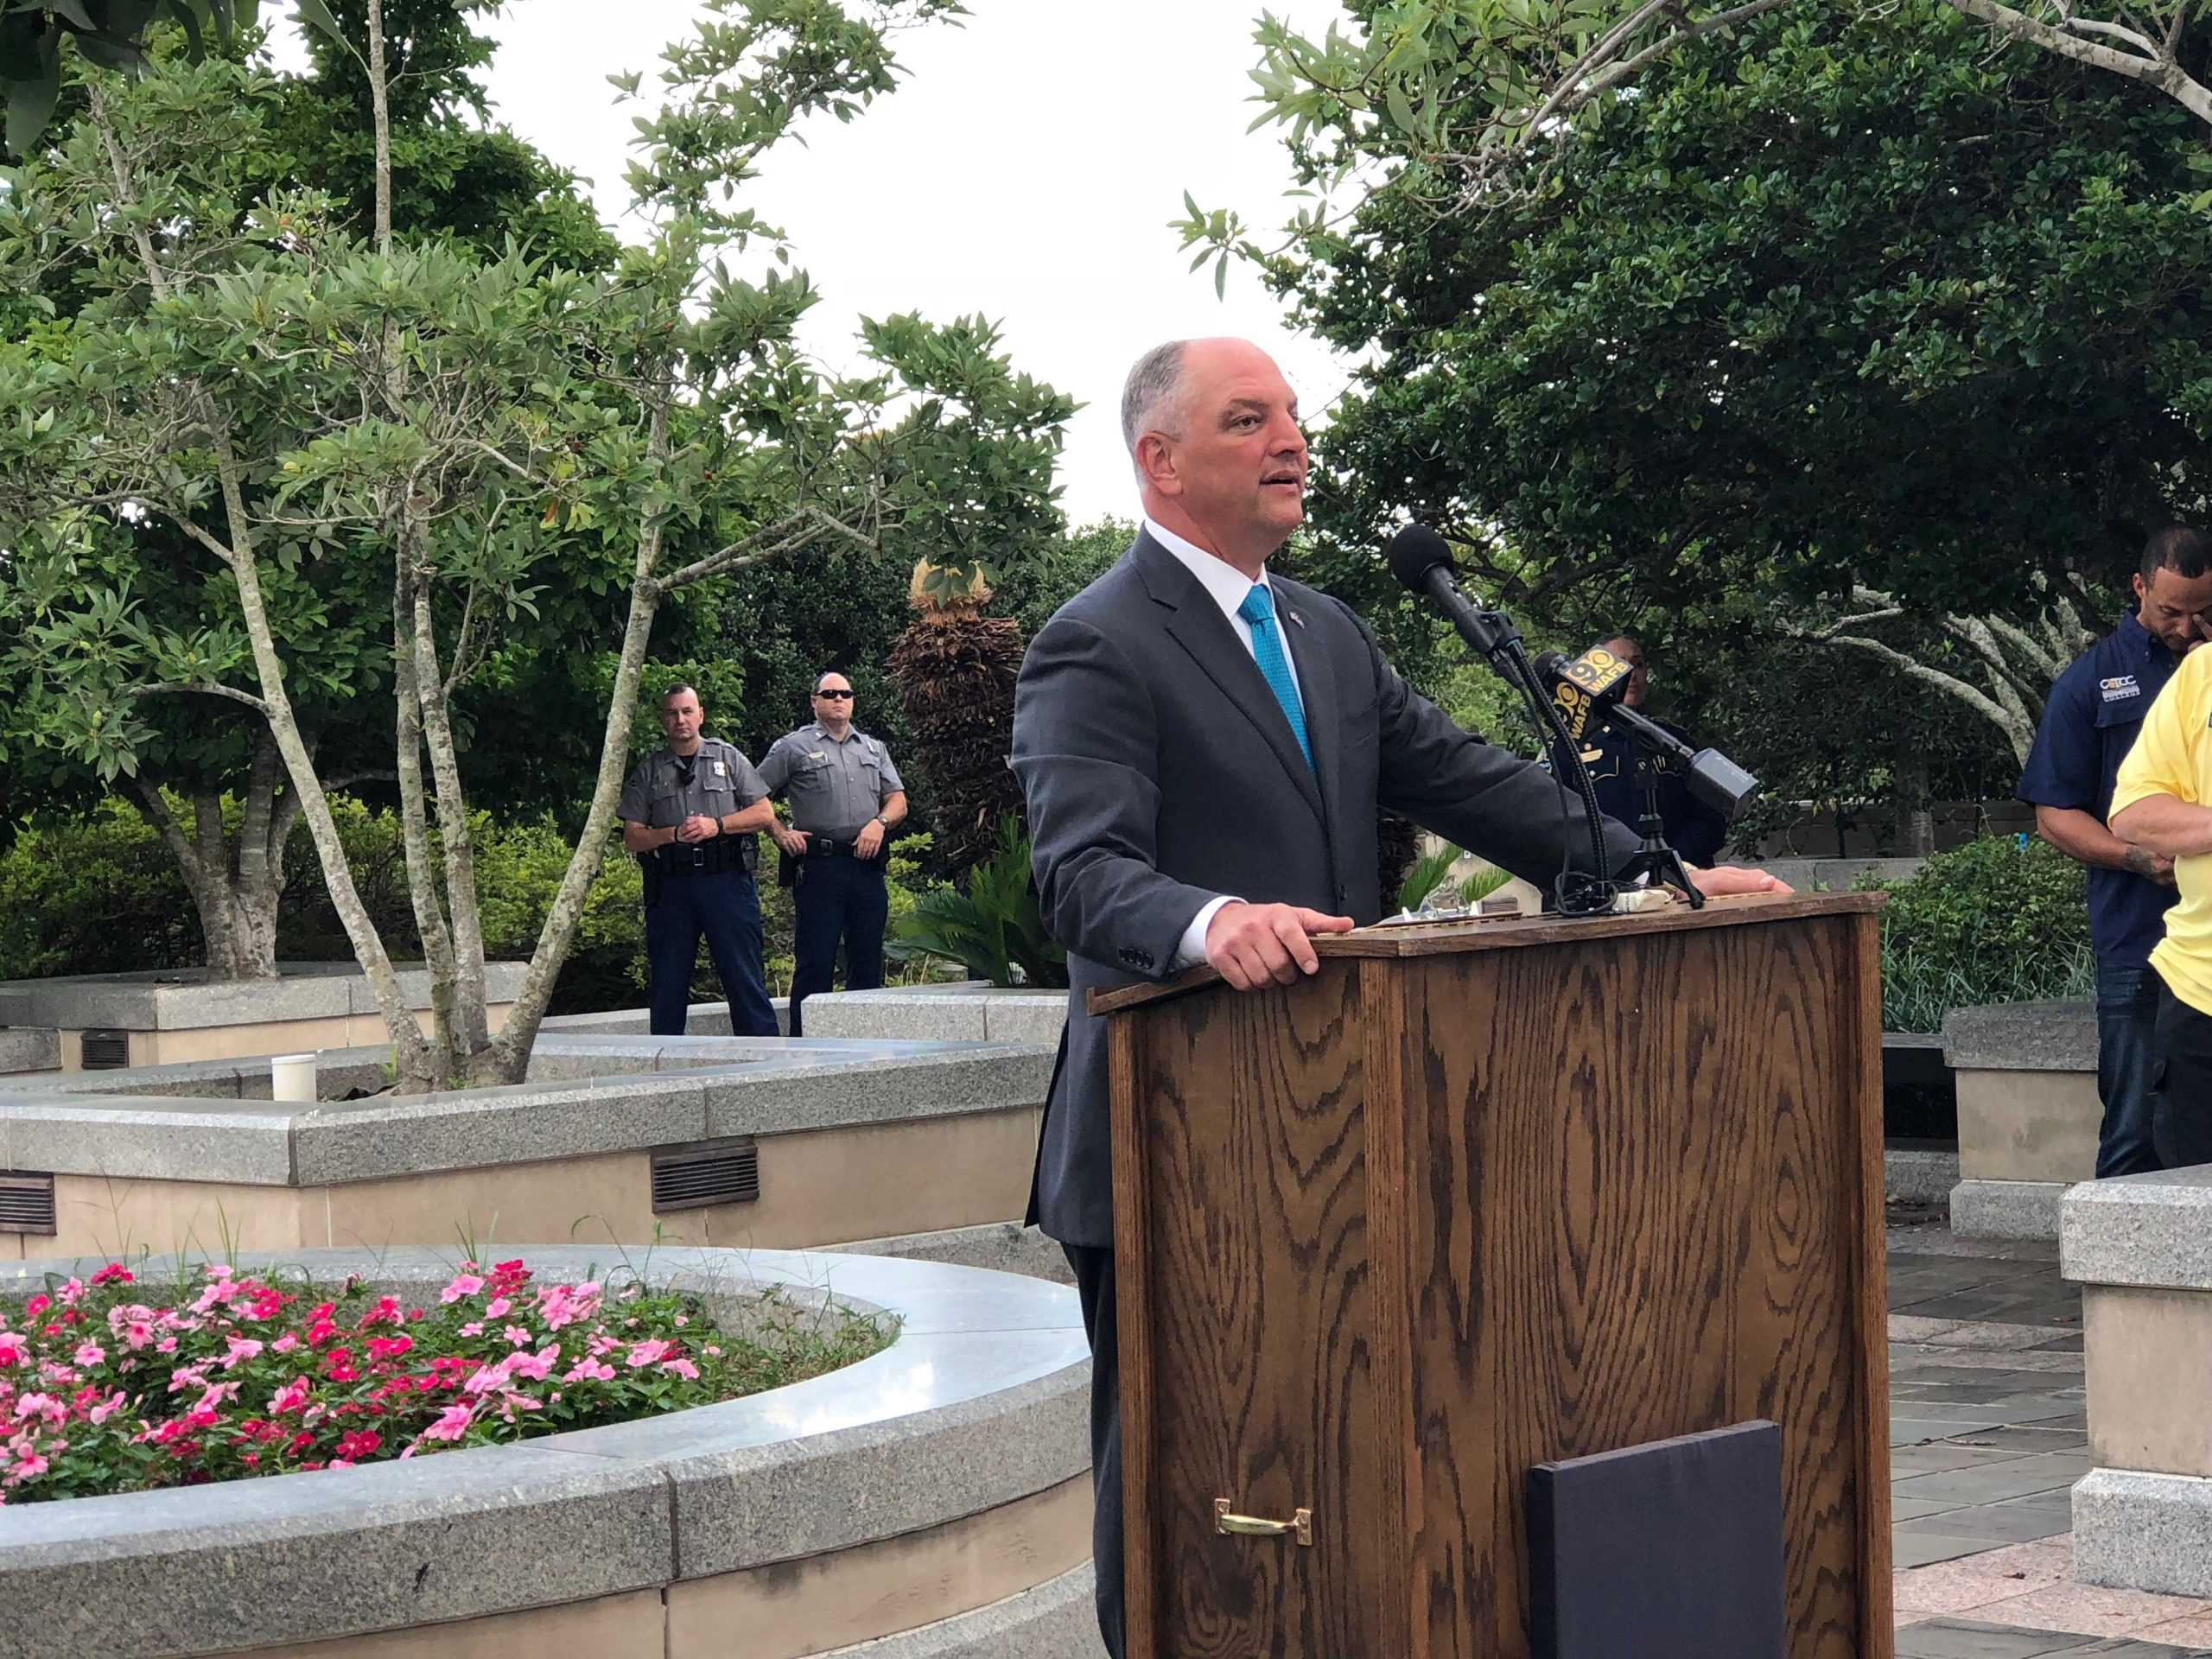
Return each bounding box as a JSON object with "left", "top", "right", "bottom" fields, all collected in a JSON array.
[{"left": 1204, "top": 900, "right": 1357, "bottom": 990}]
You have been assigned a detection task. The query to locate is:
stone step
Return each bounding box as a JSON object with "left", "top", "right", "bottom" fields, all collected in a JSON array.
[{"left": 0, "top": 1026, "right": 58, "bottom": 1075}]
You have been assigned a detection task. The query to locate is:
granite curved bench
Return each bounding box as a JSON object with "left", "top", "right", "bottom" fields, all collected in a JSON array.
[{"left": 0, "top": 1246, "right": 1100, "bottom": 1659}]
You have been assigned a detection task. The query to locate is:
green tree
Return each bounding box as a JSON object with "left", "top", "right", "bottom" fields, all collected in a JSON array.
[
  {"left": 0, "top": 4, "right": 626, "bottom": 977},
  {"left": 0, "top": 0, "right": 245, "bottom": 155},
  {"left": 1200, "top": 3, "right": 2212, "bottom": 761},
  {"left": 0, "top": 0, "right": 1071, "bottom": 1088}
]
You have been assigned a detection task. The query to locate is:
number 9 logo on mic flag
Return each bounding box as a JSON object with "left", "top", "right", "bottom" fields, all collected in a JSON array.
[{"left": 1562, "top": 646, "right": 1634, "bottom": 699}]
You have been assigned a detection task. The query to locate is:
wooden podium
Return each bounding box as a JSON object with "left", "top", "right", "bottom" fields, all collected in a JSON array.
[{"left": 1093, "top": 892, "right": 1891, "bottom": 1659}]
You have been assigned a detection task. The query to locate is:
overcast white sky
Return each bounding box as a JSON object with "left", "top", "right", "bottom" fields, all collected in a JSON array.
[{"left": 448, "top": 0, "right": 1359, "bottom": 525}]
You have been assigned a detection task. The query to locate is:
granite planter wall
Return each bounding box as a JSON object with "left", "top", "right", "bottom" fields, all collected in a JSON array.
[
  {"left": 0, "top": 1036, "right": 1053, "bottom": 1267},
  {"left": 0, "top": 1246, "right": 1100, "bottom": 1659},
  {"left": 0, "top": 961, "right": 528, "bottom": 1071},
  {"left": 2061, "top": 1172, "right": 2212, "bottom": 1599},
  {"left": 804, "top": 982, "right": 1069, "bottom": 1047},
  {"left": 1942, "top": 999, "right": 2098, "bottom": 1239}
]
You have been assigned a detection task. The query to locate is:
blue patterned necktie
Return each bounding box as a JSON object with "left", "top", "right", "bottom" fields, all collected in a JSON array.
[{"left": 1237, "top": 581, "right": 1313, "bottom": 771}]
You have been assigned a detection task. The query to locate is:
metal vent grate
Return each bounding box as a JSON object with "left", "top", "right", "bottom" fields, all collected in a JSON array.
[
  {"left": 79, "top": 1029, "right": 130, "bottom": 1070},
  {"left": 0, "top": 1173, "right": 56, "bottom": 1236},
  {"left": 650, "top": 1137, "right": 760, "bottom": 1213}
]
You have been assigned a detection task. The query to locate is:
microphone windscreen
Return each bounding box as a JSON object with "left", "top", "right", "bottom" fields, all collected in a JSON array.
[
  {"left": 1530, "top": 650, "right": 1567, "bottom": 679},
  {"left": 1385, "top": 524, "right": 1455, "bottom": 592}
]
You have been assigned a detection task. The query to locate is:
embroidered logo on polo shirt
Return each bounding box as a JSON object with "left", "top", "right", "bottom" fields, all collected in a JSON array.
[{"left": 2100, "top": 676, "right": 2142, "bottom": 702}]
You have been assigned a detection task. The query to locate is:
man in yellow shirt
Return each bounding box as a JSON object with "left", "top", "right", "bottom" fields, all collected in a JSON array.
[{"left": 2111, "top": 624, "right": 2212, "bottom": 1167}]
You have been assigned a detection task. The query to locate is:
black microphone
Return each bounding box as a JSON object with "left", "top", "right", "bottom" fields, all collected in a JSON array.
[
  {"left": 1385, "top": 525, "right": 1520, "bottom": 660},
  {"left": 1530, "top": 651, "right": 1761, "bottom": 817},
  {"left": 1386, "top": 525, "right": 1617, "bottom": 914}
]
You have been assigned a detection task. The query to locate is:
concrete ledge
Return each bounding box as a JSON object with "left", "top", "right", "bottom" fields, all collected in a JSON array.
[
  {"left": 1754, "top": 855, "right": 1926, "bottom": 892},
  {"left": 0, "top": 1246, "right": 1090, "bottom": 1659},
  {"left": 2074, "top": 1468, "right": 2212, "bottom": 1598},
  {"left": 542, "top": 998, "right": 792, "bottom": 1038},
  {"left": 823, "top": 1563, "right": 1105, "bottom": 1658},
  {"left": 1951, "top": 1178, "right": 2072, "bottom": 1240},
  {"left": 2063, "top": 1166, "right": 2212, "bottom": 1291},
  {"left": 0, "top": 962, "right": 527, "bottom": 1033},
  {"left": 807, "top": 986, "right": 1067, "bottom": 1048},
  {"left": 1943, "top": 999, "right": 2096, "bottom": 1073},
  {"left": 0, "top": 1027, "right": 57, "bottom": 1074},
  {"left": 0, "top": 1040, "right": 1052, "bottom": 1187},
  {"left": 826, "top": 1220, "right": 1073, "bottom": 1285},
  {"left": 1885, "top": 1145, "right": 1961, "bottom": 1206}
]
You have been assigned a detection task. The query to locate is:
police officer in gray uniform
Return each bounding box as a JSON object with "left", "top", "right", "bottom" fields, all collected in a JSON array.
[
  {"left": 619, "top": 684, "right": 780, "bottom": 1037},
  {"left": 760, "top": 671, "right": 908, "bottom": 1036}
]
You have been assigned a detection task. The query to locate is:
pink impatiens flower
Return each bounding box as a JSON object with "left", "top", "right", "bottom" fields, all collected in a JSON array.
[
  {"left": 72, "top": 1341, "right": 105, "bottom": 1369},
  {"left": 660, "top": 1357, "right": 700, "bottom": 1381},
  {"left": 562, "top": 1357, "right": 616, "bottom": 1384},
  {"left": 624, "top": 1339, "right": 675, "bottom": 1369},
  {"left": 461, "top": 1358, "right": 512, "bottom": 1396},
  {"left": 89, "top": 1263, "right": 133, "bottom": 1287},
  {"left": 439, "top": 1274, "right": 486, "bottom": 1305},
  {"left": 485, "top": 1297, "right": 512, "bottom": 1320},
  {"left": 422, "top": 1402, "right": 474, "bottom": 1442},
  {"left": 269, "top": 1377, "right": 311, "bottom": 1416},
  {"left": 224, "top": 1337, "right": 264, "bottom": 1370},
  {"left": 0, "top": 1333, "right": 26, "bottom": 1368},
  {"left": 506, "top": 1345, "right": 559, "bottom": 1382}
]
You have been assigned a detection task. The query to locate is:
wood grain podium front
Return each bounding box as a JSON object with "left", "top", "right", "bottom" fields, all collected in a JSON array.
[{"left": 1091, "top": 892, "right": 1892, "bottom": 1659}]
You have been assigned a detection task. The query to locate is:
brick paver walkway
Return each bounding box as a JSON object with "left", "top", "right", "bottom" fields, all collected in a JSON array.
[{"left": 1887, "top": 1218, "right": 2212, "bottom": 1656}]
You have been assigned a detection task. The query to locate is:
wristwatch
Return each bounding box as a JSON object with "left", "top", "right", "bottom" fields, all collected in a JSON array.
[{"left": 873, "top": 814, "right": 889, "bottom": 828}]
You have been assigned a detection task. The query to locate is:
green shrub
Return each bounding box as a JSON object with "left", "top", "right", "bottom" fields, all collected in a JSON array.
[
  {"left": 1867, "top": 837, "right": 2095, "bottom": 1033},
  {"left": 0, "top": 800, "right": 200, "bottom": 980},
  {"left": 0, "top": 798, "right": 947, "bottom": 1012},
  {"left": 890, "top": 816, "right": 1067, "bottom": 989}
]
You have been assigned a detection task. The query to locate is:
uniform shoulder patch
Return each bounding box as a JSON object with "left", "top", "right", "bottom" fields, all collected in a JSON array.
[{"left": 2100, "top": 675, "right": 2142, "bottom": 702}]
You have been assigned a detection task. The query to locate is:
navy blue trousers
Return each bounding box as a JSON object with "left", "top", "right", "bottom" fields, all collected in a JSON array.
[
  {"left": 2097, "top": 961, "right": 2164, "bottom": 1178},
  {"left": 645, "top": 868, "right": 778, "bottom": 1038},
  {"left": 786, "top": 855, "right": 887, "bottom": 1037},
  {"left": 1065, "top": 1241, "right": 1125, "bottom": 1659}
]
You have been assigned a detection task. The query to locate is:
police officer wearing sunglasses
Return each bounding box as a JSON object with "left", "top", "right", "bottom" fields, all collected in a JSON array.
[{"left": 759, "top": 671, "right": 909, "bottom": 1035}]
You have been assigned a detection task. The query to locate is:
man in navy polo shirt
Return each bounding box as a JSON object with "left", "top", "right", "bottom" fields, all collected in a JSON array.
[{"left": 2020, "top": 525, "right": 2212, "bottom": 1176}]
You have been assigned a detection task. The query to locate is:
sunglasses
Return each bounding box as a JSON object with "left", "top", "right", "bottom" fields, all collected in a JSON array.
[{"left": 815, "top": 689, "right": 854, "bottom": 700}]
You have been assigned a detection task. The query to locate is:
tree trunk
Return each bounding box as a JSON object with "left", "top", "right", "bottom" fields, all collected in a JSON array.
[
  {"left": 1895, "top": 741, "right": 1935, "bottom": 856},
  {"left": 130, "top": 778, "right": 286, "bottom": 980},
  {"left": 406, "top": 532, "right": 491, "bottom": 1062},
  {"left": 392, "top": 532, "right": 461, "bottom": 1082},
  {"left": 207, "top": 427, "right": 436, "bottom": 1087},
  {"left": 480, "top": 402, "right": 678, "bottom": 1086}
]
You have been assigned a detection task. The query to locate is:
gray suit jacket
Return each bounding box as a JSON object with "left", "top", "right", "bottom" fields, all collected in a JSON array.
[{"left": 1010, "top": 531, "right": 1640, "bottom": 1249}]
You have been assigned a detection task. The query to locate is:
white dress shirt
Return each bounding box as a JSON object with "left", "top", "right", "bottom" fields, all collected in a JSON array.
[{"left": 1143, "top": 517, "right": 1310, "bottom": 969}]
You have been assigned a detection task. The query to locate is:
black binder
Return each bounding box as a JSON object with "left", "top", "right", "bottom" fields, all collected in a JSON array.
[{"left": 1527, "top": 1420, "right": 1786, "bottom": 1659}]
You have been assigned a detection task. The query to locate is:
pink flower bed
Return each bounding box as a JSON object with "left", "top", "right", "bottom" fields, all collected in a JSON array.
[{"left": 0, "top": 1258, "right": 889, "bottom": 1503}]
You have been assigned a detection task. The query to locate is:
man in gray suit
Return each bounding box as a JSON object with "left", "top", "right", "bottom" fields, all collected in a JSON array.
[{"left": 1010, "top": 337, "right": 1786, "bottom": 1657}]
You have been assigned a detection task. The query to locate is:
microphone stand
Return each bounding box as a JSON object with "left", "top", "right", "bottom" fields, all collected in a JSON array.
[
  {"left": 1409, "top": 568, "right": 1618, "bottom": 916},
  {"left": 1611, "top": 745, "right": 1705, "bottom": 911}
]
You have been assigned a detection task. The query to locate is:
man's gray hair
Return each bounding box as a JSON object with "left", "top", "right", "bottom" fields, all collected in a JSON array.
[{"left": 1121, "top": 340, "right": 1191, "bottom": 455}]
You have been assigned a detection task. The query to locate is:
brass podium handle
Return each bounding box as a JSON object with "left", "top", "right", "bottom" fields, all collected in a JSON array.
[{"left": 1215, "top": 1497, "right": 1313, "bottom": 1546}]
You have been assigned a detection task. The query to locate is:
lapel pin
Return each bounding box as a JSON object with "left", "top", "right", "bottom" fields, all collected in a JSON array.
[{"left": 1287, "top": 609, "right": 1304, "bottom": 627}]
